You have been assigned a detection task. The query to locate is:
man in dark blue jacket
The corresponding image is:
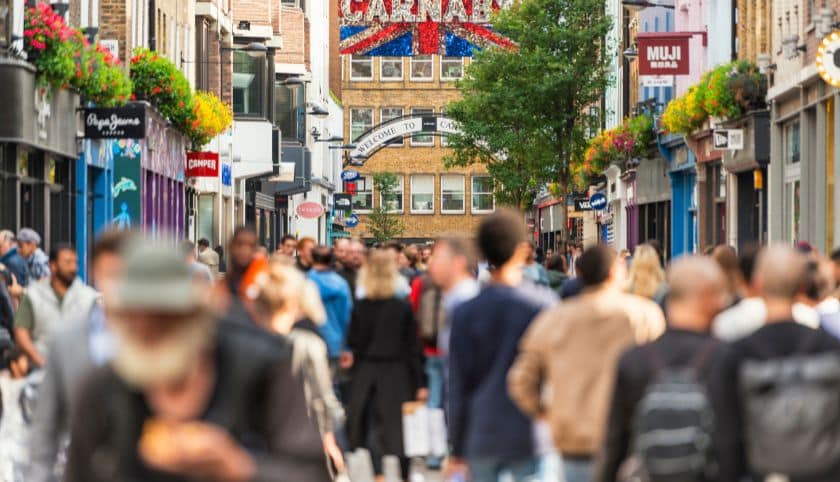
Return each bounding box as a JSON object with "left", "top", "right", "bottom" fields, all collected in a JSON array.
[
  {"left": 1, "top": 230, "right": 29, "bottom": 287},
  {"left": 447, "top": 209, "right": 553, "bottom": 482}
]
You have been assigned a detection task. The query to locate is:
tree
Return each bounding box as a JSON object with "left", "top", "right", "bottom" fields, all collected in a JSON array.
[
  {"left": 445, "top": 0, "right": 612, "bottom": 210},
  {"left": 366, "top": 172, "right": 405, "bottom": 242}
]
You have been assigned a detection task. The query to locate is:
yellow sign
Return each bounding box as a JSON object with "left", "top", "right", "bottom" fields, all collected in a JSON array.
[{"left": 817, "top": 32, "right": 840, "bottom": 88}]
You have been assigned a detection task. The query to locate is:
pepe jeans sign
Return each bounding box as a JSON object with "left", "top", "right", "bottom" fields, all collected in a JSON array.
[
  {"left": 637, "top": 33, "right": 691, "bottom": 76},
  {"left": 350, "top": 115, "right": 460, "bottom": 158},
  {"left": 84, "top": 105, "right": 146, "bottom": 139},
  {"left": 185, "top": 152, "right": 220, "bottom": 177}
]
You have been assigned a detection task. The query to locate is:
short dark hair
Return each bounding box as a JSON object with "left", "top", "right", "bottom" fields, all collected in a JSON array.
[
  {"left": 831, "top": 247, "right": 840, "bottom": 263},
  {"left": 383, "top": 240, "right": 404, "bottom": 253},
  {"left": 546, "top": 254, "right": 567, "bottom": 273},
  {"left": 311, "top": 245, "right": 334, "bottom": 266},
  {"left": 49, "top": 244, "right": 76, "bottom": 263},
  {"left": 232, "top": 225, "right": 257, "bottom": 242},
  {"left": 437, "top": 236, "right": 478, "bottom": 273},
  {"left": 281, "top": 234, "right": 297, "bottom": 245},
  {"left": 92, "top": 230, "right": 130, "bottom": 263},
  {"left": 577, "top": 245, "right": 617, "bottom": 287},
  {"left": 738, "top": 243, "right": 762, "bottom": 284},
  {"left": 197, "top": 238, "right": 210, "bottom": 248},
  {"left": 477, "top": 209, "right": 527, "bottom": 267}
]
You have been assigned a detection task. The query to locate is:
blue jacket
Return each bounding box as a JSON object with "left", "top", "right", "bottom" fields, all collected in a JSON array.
[
  {"left": 308, "top": 269, "right": 353, "bottom": 358},
  {"left": 1, "top": 247, "right": 30, "bottom": 287},
  {"left": 448, "top": 284, "right": 552, "bottom": 460}
]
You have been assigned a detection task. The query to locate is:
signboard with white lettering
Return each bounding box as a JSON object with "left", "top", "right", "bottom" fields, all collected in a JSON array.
[
  {"left": 186, "top": 152, "right": 220, "bottom": 177},
  {"left": 640, "top": 75, "right": 674, "bottom": 87},
  {"left": 589, "top": 192, "right": 608, "bottom": 210},
  {"left": 84, "top": 105, "right": 146, "bottom": 139},
  {"left": 350, "top": 115, "right": 460, "bottom": 158},
  {"left": 713, "top": 129, "right": 744, "bottom": 150},
  {"left": 574, "top": 199, "right": 592, "bottom": 211},
  {"left": 637, "top": 33, "right": 690, "bottom": 76}
]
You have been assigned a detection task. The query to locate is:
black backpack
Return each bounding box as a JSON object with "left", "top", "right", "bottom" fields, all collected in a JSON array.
[
  {"left": 739, "top": 352, "right": 840, "bottom": 477},
  {"left": 631, "top": 341, "right": 718, "bottom": 482}
]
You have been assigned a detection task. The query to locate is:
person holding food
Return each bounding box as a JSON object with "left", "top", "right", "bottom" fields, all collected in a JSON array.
[{"left": 63, "top": 241, "right": 330, "bottom": 482}]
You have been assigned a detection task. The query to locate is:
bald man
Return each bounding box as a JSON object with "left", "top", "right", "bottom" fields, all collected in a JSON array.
[
  {"left": 712, "top": 245, "right": 840, "bottom": 482},
  {"left": 595, "top": 256, "right": 730, "bottom": 482}
]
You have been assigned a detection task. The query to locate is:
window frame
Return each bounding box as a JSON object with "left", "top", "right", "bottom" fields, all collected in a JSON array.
[
  {"left": 379, "top": 175, "right": 405, "bottom": 214},
  {"left": 350, "top": 107, "right": 374, "bottom": 142},
  {"left": 470, "top": 175, "right": 495, "bottom": 214},
  {"left": 380, "top": 107, "right": 404, "bottom": 146},
  {"left": 440, "top": 174, "right": 466, "bottom": 214},
  {"left": 232, "top": 50, "right": 266, "bottom": 118},
  {"left": 380, "top": 57, "right": 404, "bottom": 81},
  {"left": 350, "top": 55, "right": 373, "bottom": 81},
  {"left": 411, "top": 107, "right": 435, "bottom": 146},
  {"left": 440, "top": 56, "right": 464, "bottom": 81},
  {"left": 351, "top": 175, "right": 374, "bottom": 213},
  {"left": 410, "top": 174, "right": 435, "bottom": 214},
  {"left": 410, "top": 55, "right": 434, "bottom": 82}
]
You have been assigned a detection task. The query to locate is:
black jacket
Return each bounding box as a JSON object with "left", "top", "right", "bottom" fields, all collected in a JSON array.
[
  {"left": 595, "top": 329, "right": 722, "bottom": 482},
  {"left": 64, "top": 321, "right": 331, "bottom": 482}
]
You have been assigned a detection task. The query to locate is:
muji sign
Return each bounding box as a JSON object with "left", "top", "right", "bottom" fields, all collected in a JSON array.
[{"left": 637, "top": 33, "right": 691, "bottom": 76}]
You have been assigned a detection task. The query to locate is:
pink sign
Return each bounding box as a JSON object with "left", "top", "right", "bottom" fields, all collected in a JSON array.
[{"left": 296, "top": 202, "right": 325, "bottom": 219}]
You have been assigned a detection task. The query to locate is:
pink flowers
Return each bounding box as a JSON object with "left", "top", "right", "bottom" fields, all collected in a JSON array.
[{"left": 31, "top": 39, "right": 46, "bottom": 50}]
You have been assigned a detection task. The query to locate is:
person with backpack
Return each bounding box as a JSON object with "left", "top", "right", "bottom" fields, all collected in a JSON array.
[
  {"left": 594, "top": 256, "right": 730, "bottom": 482},
  {"left": 711, "top": 245, "right": 840, "bottom": 482},
  {"left": 507, "top": 245, "right": 665, "bottom": 482}
]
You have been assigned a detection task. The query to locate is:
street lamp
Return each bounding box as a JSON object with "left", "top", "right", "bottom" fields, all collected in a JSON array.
[
  {"left": 307, "top": 103, "right": 329, "bottom": 118},
  {"left": 224, "top": 41, "right": 267, "bottom": 58},
  {"left": 316, "top": 135, "right": 345, "bottom": 143},
  {"left": 623, "top": 45, "right": 639, "bottom": 60}
]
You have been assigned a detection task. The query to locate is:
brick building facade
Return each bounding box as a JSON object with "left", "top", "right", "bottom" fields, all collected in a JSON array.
[{"left": 341, "top": 55, "right": 494, "bottom": 242}]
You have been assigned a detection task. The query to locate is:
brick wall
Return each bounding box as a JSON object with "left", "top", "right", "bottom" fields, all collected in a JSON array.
[
  {"left": 737, "top": 0, "right": 772, "bottom": 61},
  {"left": 276, "top": 7, "right": 306, "bottom": 65},
  {"left": 341, "top": 55, "right": 491, "bottom": 240},
  {"left": 329, "top": 3, "right": 341, "bottom": 97},
  {"left": 99, "top": 0, "right": 130, "bottom": 62},
  {"left": 233, "top": 0, "right": 273, "bottom": 26}
]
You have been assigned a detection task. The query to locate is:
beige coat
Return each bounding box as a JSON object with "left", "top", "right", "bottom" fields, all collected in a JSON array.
[{"left": 507, "top": 288, "right": 665, "bottom": 456}]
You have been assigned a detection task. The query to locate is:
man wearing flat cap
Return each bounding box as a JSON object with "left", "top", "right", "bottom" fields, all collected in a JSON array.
[
  {"left": 17, "top": 228, "right": 50, "bottom": 282},
  {"left": 64, "top": 241, "right": 331, "bottom": 482}
]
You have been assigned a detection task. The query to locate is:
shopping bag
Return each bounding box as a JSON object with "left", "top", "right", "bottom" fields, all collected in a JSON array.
[
  {"left": 402, "top": 402, "right": 431, "bottom": 457},
  {"left": 428, "top": 408, "right": 447, "bottom": 457}
]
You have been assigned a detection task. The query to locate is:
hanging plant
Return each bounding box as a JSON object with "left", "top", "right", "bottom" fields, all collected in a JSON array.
[
  {"left": 130, "top": 47, "right": 193, "bottom": 130},
  {"left": 83, "top": 43, "right": 132, "bottom": 107},
  {"left": 23, "top": 3, "right": 78, "bottom": 89},
  {"left": 186, "top": 91, "right": 234, "bottom": 150},
  {"left": 576, "top": 114, "right": 655, "bottom": 188}
]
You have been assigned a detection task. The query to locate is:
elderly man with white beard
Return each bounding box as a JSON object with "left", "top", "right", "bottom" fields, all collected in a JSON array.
[{"left": 63, "top": 242, "right": 330, "bottom": 482}]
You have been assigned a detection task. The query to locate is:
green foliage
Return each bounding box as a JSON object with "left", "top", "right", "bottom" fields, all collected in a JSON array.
[
  {"left": 445, "top": 0, "right": 612, "bottom": 202},
  {"left": 662, "top": 60, "right": 767, "bottom": 135},
  {"left": 367, "top": 172, "right": 406, "bottom": 242},
  {"left": 130, "top": 47, "right": 194, "bottom": 131}
]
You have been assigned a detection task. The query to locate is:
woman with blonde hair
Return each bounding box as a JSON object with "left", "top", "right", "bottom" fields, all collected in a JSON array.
[
  {"left": 627, "top": 244, "right": 667, "bottom": 300},
  {"left": 344, "top": 249, "right": 426, "bottom": 481},
  {"left": 253, "top": 260, "right": 345, "bottom": 479}
]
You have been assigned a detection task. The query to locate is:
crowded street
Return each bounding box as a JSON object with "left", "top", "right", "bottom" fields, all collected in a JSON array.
[{"left": 3, "top": 0, "right": 840, "bottom": 481}]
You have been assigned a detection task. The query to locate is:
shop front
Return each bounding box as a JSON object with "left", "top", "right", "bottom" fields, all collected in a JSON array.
[
  {"left": 537, "top": 198, "right": 565, "bottom": 251},
  {"left": 603, "top": 165, "right": 627, "bottom": 251},
  {"left": 721, "top": 110, "right": 770, "bottom": 250},
  {"left": 687, "top": 129, "right": 725, "bottom": 252},
  {"left": 0, "top": 59, "right": 79, "bottom": 250},
  {"left": 633, "top": 155, "right": 672, "bottom": 258},
  {"left": 664, "top": 134, "right": 697, "bottom": 257}
]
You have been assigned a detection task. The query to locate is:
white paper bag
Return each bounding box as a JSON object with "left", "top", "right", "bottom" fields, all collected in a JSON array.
[
  {"left": 428, "top": 408, "right": 448, "bottom": 457},
  {"left": 402, "top": 402, "right": 431, "bottom": 457}
]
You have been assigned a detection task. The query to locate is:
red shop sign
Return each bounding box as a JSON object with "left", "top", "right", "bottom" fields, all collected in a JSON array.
[
  {"left": 296, "top": 202, "right": 325, "bottom": 219},
  {"left": 637, "top": 33, "right": 691, "bottom": 76},
  {"left": 186, "top": 151, "right": 220, "bottom": 177}
]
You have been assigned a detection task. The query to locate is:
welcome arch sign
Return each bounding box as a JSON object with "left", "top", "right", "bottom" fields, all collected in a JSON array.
[{"left": 350, "top": 113, "right": 460, "bottom": 159}]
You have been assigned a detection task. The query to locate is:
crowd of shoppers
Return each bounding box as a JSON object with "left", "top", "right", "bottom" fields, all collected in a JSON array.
[{"left": 2, "top": 216, "right": 840, "bottom": 482}]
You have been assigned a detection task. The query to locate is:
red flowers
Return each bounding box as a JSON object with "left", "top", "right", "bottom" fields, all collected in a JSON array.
[
  {"left": 179, "top": 101, "right": 185, "bottom": 108},
  {"left": 152, "top": 86, "right": 162, "bottom": 94}
]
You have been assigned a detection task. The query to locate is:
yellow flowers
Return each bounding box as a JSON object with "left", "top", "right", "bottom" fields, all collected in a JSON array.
[{"left": 187, "top": 91, "right": 234, "bottom": 150}]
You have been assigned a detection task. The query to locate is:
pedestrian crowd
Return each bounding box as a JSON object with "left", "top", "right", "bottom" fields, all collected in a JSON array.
[{"left": 0, "top": 213, "right": 840, "bottom": 482}]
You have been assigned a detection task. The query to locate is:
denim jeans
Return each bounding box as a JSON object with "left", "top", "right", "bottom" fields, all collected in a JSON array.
[
  {"left": 425, "top": 355, "right": 445, "bottom": 410},
  {"left": 561, "top": 457, "right": 592, "bottom": 482},
  {"left": 468, "top": 457, "right": 541, "bottom": 482}
]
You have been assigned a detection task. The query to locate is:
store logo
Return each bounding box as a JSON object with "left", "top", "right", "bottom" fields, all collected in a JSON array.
[
  {"left": 589, "top": 192, "right": 608, "bottom": 210},
  {"left": 817, "top": 32, "right": 840, "bottom": 88},
  {"left": 638, "top": 34, "right": 690, "bottom": 76},
  {"left": 84, "top": 105, "right": 146, "bottom": 139},
  {"left": 186, "top": 152, "right": 220, "bottom": 177}
]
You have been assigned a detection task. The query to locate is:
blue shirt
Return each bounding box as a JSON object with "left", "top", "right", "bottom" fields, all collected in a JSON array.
[
  {"left": 88, "top": 304, "right": 115, "bottom": 366},
  {"left": 1, "top": 247, "right": 30, "bottom": 287},
  {"left": 448, "top": 284, "right": 552, "bottom": 459},
  {"left": 308, "top": 269, "right": 353, "bottom": 358}
]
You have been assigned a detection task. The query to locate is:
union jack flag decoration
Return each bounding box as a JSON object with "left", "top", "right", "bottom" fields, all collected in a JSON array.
[{"left": 339, "top": 0, "right": 516, "bottom": 56}]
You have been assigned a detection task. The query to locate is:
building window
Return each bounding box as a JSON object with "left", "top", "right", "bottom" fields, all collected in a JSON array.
[
  {"left": 411, "top": 174, "right": 434, "bottom": 213},
  {"left": 351, "top": 175, "right": 373, "bottom": 212},
  {"left": 380, "top": 175, "right": 404, "bottom": 213},
  {"left": 350, "top": 108, "right": 374, "bottom": 142},
  {"left": 275, "top": 81, "right": 305, "bottom": 143},
  {"left": 786, "top": 179, "right": 801, "bottom": 242},
  {"left": 350, "top": 55, "right": 373, "bottom": 81},
  {"left": 282, "top": 0, "right": 306, "bottom": 8},
  {"left": 785, "top": 121, "right": 800, "bottom": 164},
  {"left": 441, "top": 174, "right": 465, "bottom": 213},
  {"left": 233, "top": 50, "right": 264, "bottom": 117},
  {"left": 441, "top": 56, "right": 464, "bottom": 80},
  {"left": 471, "top": 176, "right": 494, "bottom": 213},
  {"left": 411, "top": 107, "right": 434, "bottom": 146},
  {"left": 381, "top": 107, "right": 404, "bottom": 146},
  {"left": 410, "top": 55, "right": 433, "bottom": 81},
  {"left": 712, "top": 163, "right": 726, "bottom": 245},
  {"left": 380, "top": 57, "right": 403, "bottom": 81}
]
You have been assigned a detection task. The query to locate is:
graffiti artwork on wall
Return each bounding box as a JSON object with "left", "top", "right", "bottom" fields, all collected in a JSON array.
[{"left": 111, "top": 139, "right": 142, "bottom": 231}]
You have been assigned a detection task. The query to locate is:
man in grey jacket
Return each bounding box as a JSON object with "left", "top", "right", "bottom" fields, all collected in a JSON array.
[{"left": 27, "top": 231, "right": 128, "bottom": 482}]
